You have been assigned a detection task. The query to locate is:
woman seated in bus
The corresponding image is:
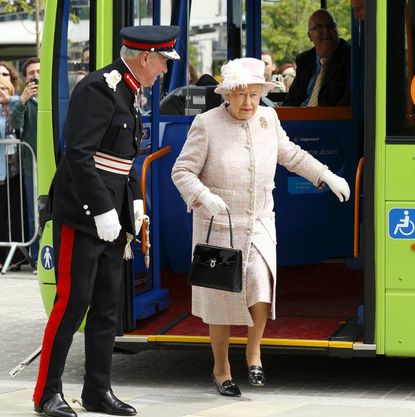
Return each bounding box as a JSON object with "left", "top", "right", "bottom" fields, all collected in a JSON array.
[{"left": 171, "top": 57, "right": 350, "bottom": 396}]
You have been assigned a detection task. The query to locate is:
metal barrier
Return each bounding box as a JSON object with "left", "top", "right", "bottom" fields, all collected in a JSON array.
[{"left": 0, "top": 138, "right": 38, "bottom": 274}]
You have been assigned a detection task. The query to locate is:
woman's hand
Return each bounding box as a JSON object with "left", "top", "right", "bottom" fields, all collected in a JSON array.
[
  {"left": 198, "top": 190, "right": 228, "bottom": 216},
  {"left": 320, "top": 170, "right": 350, "bottom": 202},
  {"left": 0, "top": 86, "right": 10, "bottom": 105}
]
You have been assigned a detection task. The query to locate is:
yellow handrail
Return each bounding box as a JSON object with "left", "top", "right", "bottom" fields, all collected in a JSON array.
[
  {"left": 354, "top": 157, "right": 364, "bottom": 258},
  {"left": 140, "top": 146, "right": 172, "bottom": 256}
]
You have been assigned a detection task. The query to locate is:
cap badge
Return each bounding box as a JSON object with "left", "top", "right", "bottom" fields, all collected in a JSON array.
[
  {"left": 104, "top": 70, "right": 122, "bottom": 92},
  {"left": 259, "top": 117, "right": 268, "bottom": 129}
]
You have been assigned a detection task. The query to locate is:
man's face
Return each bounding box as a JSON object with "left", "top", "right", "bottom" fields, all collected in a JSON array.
[
  {"left": 130, "top": 52, "right": 168, "bottom": 88},
  {"left": 308, "top": 12, "right": 339, "bottom": 58},
  {"left": 25, "top": 63, "right": 40, "bottom": 83},
  {"left": 261, "top": 53, "right": 275, "bottom": 82},
  {"left": 351, "top": 0, "right": 365, "bottom": 20}
]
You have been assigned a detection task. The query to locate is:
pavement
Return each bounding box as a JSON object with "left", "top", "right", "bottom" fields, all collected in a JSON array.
[{"left": 2, "top": 267, "right": 415, "bottom": 416}]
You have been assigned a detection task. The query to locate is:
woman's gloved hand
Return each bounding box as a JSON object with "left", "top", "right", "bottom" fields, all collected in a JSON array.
[
  {"left": 320, "top": 170, "right": 350, "bottom": 202},
  {"left": 198, "top": 190, "right": 228, "bottom": 216},
  {"left": 94, "top": 208, "right": 122, "bottom": 241},
  {"left": 133, "top": 199, "right": 149, "bottom": 235}
]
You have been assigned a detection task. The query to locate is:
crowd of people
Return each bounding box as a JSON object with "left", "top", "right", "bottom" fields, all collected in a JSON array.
[{"left": 0, "top": 57, "right": 39, "bottom": 273}]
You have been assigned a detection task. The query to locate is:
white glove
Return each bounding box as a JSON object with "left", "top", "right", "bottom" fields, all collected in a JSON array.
[
  {"left": 320, "top": 170, "right": 350, "bottom": 202},
  {"left": 198, "top": 190, "right": 228, "bottom": 216},
  {"left": 133, "top": 199, "right": 148, "bottom": 235},
  {"left": 94, "top": 208, "right": 122, "bottom": 241}
]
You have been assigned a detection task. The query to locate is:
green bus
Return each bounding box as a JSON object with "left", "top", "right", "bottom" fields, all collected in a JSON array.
[{"left": 35, "top": 0, "right": 415, "bottom": 358}]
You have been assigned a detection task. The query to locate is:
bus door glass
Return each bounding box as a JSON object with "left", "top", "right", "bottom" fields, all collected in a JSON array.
[
  {"left": 67, "top": 1, "right": 91, "bottom": 96},
  {"left": 386, "top": 0, "right": 415, "bottom": 138},
  {"left": 257, "top": 1, "right": 363, "bottom": 342},
  {"left": 58, "top": 0, "right": 91, "bottom": 155}
]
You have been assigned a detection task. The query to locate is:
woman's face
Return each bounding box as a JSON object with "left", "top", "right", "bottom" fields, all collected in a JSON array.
[
  {"left": 0, "top": 65, "right": 11, "bottom": 79},
  {"left": 227, "top": 84, "right": 262, "bottom": 121}
]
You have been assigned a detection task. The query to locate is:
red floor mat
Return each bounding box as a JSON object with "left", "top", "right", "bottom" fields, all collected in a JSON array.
[{"left": 130, "top": 263, "right": 363, "bottom": 340}]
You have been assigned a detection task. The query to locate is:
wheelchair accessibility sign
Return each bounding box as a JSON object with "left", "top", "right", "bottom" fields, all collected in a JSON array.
[{"left": 389, "top": 208, "right": 415, "bottom": 239}]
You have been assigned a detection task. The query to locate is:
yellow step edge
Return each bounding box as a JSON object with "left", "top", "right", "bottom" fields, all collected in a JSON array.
[
  {"left": 328, "top": 341, "right": 354, "bottom": 349},
  {"left": 145, "top": 335, "right": 353, "bottom": 349}
]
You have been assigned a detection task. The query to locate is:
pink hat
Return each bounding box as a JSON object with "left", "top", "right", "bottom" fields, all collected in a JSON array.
[{"left": 214, "top": 57, "right": 275, "bottom": 94}]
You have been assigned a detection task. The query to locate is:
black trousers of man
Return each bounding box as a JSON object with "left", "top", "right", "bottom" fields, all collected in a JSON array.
[{"left": 33, "top": 221, "right": 126, "bottom": 407}]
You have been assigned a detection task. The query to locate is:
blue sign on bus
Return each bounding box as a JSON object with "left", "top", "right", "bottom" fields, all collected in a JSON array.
[
  {"left": 40, "top": 245, "right": 54, "bottom": 270},
  {"left": 389, "top": 208, "right": 415, "bottom": 239}
]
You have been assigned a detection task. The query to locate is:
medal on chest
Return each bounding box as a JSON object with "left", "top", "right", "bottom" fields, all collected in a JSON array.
[{"left": 133, "top": 90, "right": 142, "bottom": 115}]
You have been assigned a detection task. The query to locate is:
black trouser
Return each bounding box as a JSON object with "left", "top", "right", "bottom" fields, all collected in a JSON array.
[{"left": 33, "top": 222, "right": 126, "bottom": 407}]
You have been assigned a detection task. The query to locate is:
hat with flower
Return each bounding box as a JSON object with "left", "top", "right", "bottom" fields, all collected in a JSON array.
[{"left": 214, "top": 57, "right": 275, "bottom": 94}]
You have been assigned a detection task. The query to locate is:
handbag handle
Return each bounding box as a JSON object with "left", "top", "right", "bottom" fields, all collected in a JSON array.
[{"left": 205, "top": 208, "right": 234, "bottom": 248}]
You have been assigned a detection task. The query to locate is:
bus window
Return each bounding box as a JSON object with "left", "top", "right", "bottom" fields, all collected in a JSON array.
[
  {"left": 159, "top": 0, "right": 227, "bottom": 115},
  {"left": 261, "top": 1, "right": 352, "bottom": 107},
  {"left": 386, "top": 0, "right": 415, "bottom": 138},
  {"left": 133, "top": 0, "right": 157, "bottom": 113},
  {"left": 67, "top": 0, "right": 90, "bottom": 95}
]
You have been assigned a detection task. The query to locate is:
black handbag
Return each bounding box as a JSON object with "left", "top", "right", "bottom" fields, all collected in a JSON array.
[{"left": 188, "top": 209, "right": 243, "bottom": 292}]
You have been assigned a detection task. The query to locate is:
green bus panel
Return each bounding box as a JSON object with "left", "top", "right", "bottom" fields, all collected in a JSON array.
[
  {"left": 385, "top": 145, "right": 415, "bottom": 201},
  {"left": 385, "top": 292, "right": 415, "bottom": 357},
  {"left": 384, "top": 202, "right": 415, "bottom": 356},
  {"left": 39, "top": 282, "right": 55, "bottom": 317},
  {"left": 385, "top": 202, "right": 415, "bottom": 290}
]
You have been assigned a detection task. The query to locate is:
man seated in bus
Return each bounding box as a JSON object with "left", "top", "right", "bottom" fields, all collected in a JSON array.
[{"left": 283, "top": 9, "right": 350, "bottom": 107}]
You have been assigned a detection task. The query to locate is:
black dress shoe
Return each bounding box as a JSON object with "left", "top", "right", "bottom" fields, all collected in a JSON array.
[
  {"left": 82, "top": 390, "right": 136, "bottom": 416},
  {"left": 212, "top": 375, "right": 241, "bottom": 397},
  {"left": 34, "top": 393, "right": 77, "bottom": 417},
  {"left": 248, "top": 365, "right": 265, "bottom": 386}
]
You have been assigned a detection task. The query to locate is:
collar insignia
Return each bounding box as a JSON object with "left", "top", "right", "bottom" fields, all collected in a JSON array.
[
  {"left": 123, "top": 72, "right": 140, "bottom": 93},
  {"left": 103, "top": 70, "right": 122, "bottom": 92}
]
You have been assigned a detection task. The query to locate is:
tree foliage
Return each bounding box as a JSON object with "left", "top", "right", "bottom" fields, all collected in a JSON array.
[
  {"left": 0, "top": 0, "right": 45, "bottom": 15},
  {"left": 261, "top": 0, "right": 352, "bottom": 65}
]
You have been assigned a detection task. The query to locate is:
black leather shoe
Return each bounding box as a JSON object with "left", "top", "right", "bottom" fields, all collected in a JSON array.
[
  {"left": 82, "top": 390, "right": 136, "bottom": 416},
  {"left": 248, "top": 365, "right": 265, "bottom": 386},
  {"left": 212, "top": 375, "right": 241, "bottom": 397},
  {"left": 34, "top": 393, "right": 77, "bottom": 417}
]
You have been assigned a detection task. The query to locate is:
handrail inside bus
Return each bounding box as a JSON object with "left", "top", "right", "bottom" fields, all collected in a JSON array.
[
  {"left": 354, "top": 157, "right": 364, "bottom": 258},
  {"left": 140, "top": 146, "right": 172, "bottom": 255},
  {"left": 275, "top": 106, "right": 353, "bottom": 121}
]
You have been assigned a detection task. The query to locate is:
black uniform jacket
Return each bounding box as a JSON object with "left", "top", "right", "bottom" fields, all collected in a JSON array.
[
  {"left": 283, "top": 38, "right": 351, "bottom": 107},
  {"left": 50, "top": 58, "right": 142, "bottom": 237}
]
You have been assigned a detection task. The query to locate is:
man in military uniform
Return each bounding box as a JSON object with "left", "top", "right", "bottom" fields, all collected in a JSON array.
[{"left": 33, "top": 25, "right": 180, "bottom": 417}]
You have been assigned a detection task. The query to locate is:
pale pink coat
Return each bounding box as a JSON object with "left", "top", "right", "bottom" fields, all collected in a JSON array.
[{"left": 172, "top": 103, "right": 328, "bottom": 326}]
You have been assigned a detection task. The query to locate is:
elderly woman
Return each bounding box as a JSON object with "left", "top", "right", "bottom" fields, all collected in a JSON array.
[{"left": 171, "top": 57, "right": 350, "bottom": 396}]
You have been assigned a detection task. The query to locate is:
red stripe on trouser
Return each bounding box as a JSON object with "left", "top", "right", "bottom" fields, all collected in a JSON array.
[{"left": 33, "top": 224, "right": 75, "bottom": 405}]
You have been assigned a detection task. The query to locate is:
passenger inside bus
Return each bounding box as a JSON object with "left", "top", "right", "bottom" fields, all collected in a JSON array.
[
  {"left": 283, "top": 9, "right": 351, "bottom": 107},
  {"left": 351, "top": 0, "right": 366, "bottom": 20},
  {"left": 159, "top": 72, "right": 221, "bottom": 115}
]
